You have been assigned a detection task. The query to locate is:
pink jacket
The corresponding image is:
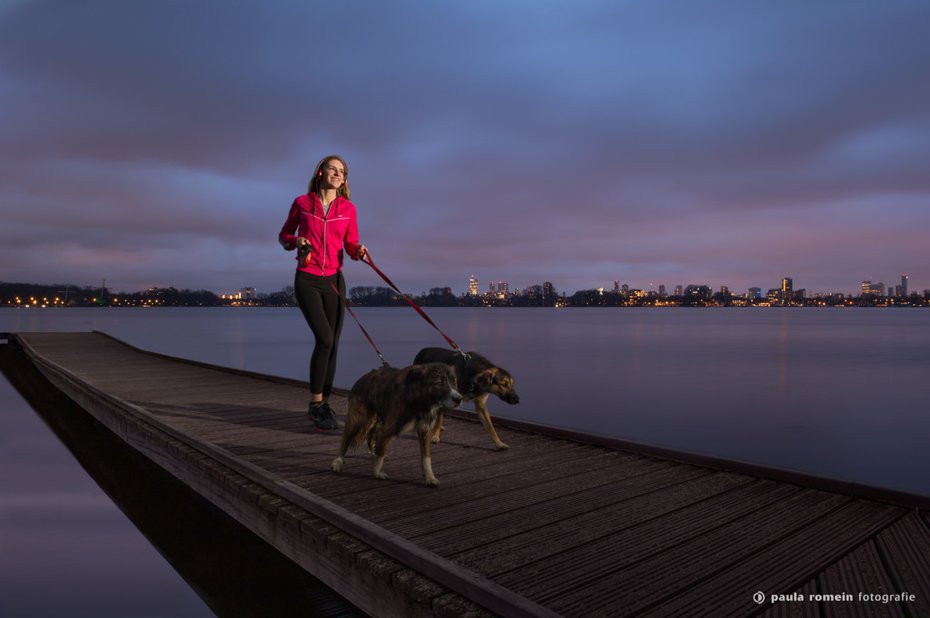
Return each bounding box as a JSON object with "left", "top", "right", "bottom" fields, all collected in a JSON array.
[{"left": 278, "top": 193, "right": 361, "bottom": 277}]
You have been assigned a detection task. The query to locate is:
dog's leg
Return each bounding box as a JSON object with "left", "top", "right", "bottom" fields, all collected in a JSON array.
[
  {"left": 365, "top": 419, "right": 380, "bottom": 454},
  {"left": 475, "top": 394, "right": 509, "bottom": 450},
  {"left": 418, "top": 425, "right": 440, "bottom": 487},
  {"left": 372, "top": 430, "right": 395, "bottom": 480},
  {"left": 430, "top": 410, "right": 445, "bottom": 444},
  {"left": 332, "top": 401, "right": 360, "bottom": 472}
]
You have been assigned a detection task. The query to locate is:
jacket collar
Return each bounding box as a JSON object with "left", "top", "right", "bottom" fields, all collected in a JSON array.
[{"left": 309, "top": 193, "right": 342, "bottom": 217}]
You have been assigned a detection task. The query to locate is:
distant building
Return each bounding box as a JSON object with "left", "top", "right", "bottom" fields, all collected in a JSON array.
[
  {"left": 613, "top": 280, "right": 620, "bottom": 294},
  {"left": 674, "top": 285, "right": 683, "bottom": 296},
  {"left": 468, "top": 275, "right": 479, "bottom": 296},
  {"left": 658, "top": 284, "right": 666, "bottom": 297},
  {"left": 497, "top": 281, "right": 509, "bottom": 295},
  {"left": 543, "top": 281, "right": 555, "bottom": 298},
  {"left": 749, "top": 287, "right": 762, "bottom": 299},
  {"left": 489, "top": 281, "right": 496, "bottom": 294},
  {"left": 776, "top": 277, "right": 796, "bottom": 305},
  {"left": 685, "top": 284, "right": 711, "bottom": 300},
  {"left": 900, "top": 273, "right": 909, "bottom": 297},
  {"left": 720, "top": 286, "right": 729, "bottom": 295},
  {"left": 861, "top": 280, "right": 885, "bottom": 297},
  {"left": 621, "top": 284, "right": 630, "bottom": 294},
  {"left": 240, "top": 287, "right": 256, "bottom": 301}
]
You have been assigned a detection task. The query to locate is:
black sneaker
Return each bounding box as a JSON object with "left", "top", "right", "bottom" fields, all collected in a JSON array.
[{"left": 308, "top": 402, "right": 338, "bottom": 431}]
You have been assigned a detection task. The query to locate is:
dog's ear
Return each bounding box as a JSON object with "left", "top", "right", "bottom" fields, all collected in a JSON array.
[
  {"left": 475, "top": 368, "right": 495, "bottom": 391},
  {"left": 404, "top": 365, "right": 428, "bottom": 389}
]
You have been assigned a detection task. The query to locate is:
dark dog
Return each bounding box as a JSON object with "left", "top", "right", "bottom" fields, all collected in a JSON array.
[
  {"left": 331, "top": 363, "right": 462, "bottom": 487},
  {"left": 413, "top": 347, "right": 519, "bottom": 450}
]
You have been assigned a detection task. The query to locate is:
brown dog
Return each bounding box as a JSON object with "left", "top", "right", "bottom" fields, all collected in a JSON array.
[
  {"left": 413, "top": 348, "right": 519, "bottom": 450},
  {"left": 331, "top": 363, "right": 462, "bottom": 487}
]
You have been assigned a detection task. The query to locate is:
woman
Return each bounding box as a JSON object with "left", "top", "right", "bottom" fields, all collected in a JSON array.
[{"left": 278, "top": 155, "right": 368, "bottom": 430}]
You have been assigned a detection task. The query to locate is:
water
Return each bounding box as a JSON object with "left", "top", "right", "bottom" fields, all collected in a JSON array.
[
  {"left": 2, "top": 306, "right": 928, "bottom": 613},
  {"left": 0, "top": 351, "right": 213, "bottom": 617}
]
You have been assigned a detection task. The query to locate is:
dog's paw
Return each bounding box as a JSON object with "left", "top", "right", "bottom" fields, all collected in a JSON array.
[
  {"left": 374, "top": 471, "right": 388, "bottom": 480},
  {"left": 424, "top": 476, "right": 440, "bottom": 488},
  {"left": 331, "top": 457, "right": 344, "bottom": 472},
  {"left": 495, "top": 441, "right": 509, "bottom": 450},
  {"left": 430, "top": 435, "right": 441, "bottom": 444}
]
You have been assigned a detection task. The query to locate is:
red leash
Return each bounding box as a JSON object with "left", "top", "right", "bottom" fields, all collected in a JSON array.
[
  {"left": 330, "top": 282, "right": 390, "bottom": 367},
  {"left": 361, "top": 254, "right": 464, "bottom": 354}
]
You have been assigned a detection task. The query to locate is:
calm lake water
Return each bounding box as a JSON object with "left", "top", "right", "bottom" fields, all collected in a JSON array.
[{"left": 2, "top": 306, "right": 929, "bottom": 614}]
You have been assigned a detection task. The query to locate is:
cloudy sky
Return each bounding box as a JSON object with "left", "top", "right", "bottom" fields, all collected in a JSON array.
[{"left": 2, "top": 0, "right": 928, "bottom": 297}]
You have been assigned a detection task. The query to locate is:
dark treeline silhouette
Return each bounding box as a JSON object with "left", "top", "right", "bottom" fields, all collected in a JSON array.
[{"left": 1, "top": 281, "right": 222, "bottom": 307}]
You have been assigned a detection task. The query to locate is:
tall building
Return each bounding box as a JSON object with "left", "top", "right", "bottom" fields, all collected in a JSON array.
[
  {"left": 861, "top": 280, "right": 885, "bottom": 296},
  {"left": 901, "top": 273, "right": 909, "bottom": 297},
  {"left": 497, "top": 281, "right": 509, "bottom": 295},
  {"left": 749, "top": 287, "right": 762, "bottom": 299},
  {"left": 468, "top": 275, "right": 479, "bottom": 296},
  {"left": 674, "top": 285, "right": 683, "bottom": 296},
  {"left": 240, "top": 287, "right": 256, "bottom": 301},
  {"left": 488, "top": 281, "right": 496, "bottom": 294},
  {"left": 621, "top": 284, "right": 630, "bottom": 294},
  {"left": 613, "top": 280, "right": 620, "bottom": 294},
  {"left": 780, "top": 277, "right": 794, "bottom": 305},
  {"left": 542, "top": 281, "right": 555, "bottom": 298},
  {"left": 658, "top": 284, "right": 666, "bottom": 297}
]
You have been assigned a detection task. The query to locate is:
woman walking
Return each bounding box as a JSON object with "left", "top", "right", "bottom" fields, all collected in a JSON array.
[{"left": 278, "top": 155, "right": 367, "bottom": 430}]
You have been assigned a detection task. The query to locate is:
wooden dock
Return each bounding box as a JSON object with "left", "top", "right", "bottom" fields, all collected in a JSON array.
[{"left": 10, "top": 331, "right": 930, "bottom": 617}]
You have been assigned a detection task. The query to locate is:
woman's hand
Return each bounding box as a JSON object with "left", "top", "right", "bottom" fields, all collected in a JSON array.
[{"left": 357, "top": 244, "right": 369, "bottom": 260}]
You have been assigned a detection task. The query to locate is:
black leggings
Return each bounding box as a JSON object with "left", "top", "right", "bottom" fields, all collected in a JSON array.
[{"left": 295, "top": 271, "right": 345, "bottom": 397}]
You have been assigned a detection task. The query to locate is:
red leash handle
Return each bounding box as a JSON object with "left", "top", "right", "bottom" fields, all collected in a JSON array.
[{"left": 361, "top": 253, "right": 463, "bottom": 353}]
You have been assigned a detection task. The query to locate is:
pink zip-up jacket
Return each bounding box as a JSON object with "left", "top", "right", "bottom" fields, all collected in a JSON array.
[{"left": 278, "top": 193, "right": 361, "bottom": 277}]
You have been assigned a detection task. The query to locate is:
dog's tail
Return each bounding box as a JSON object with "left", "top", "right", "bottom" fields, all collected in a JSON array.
[{"left": 341, "top": 398, "right": 379, "bottom": 451}]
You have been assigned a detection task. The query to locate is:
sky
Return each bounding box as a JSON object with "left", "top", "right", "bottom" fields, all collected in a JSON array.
[{"left": 2, "top": 0, "right": 929, "bottom": 297}]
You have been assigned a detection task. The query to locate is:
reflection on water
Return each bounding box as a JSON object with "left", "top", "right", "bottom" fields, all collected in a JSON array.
[
  {"left": 0, "top": 345, "right": 364, "bottom": 618},
  {"left": 4, "top": 306, "right": 929, "bottom": 497}
]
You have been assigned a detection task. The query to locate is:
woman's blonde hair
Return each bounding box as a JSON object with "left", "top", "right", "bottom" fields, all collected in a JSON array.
[{"left": 308, "top": 155, "right": 350, "bottom": 200}]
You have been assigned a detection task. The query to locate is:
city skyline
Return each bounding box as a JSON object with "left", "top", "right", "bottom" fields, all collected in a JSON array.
[
  {"left": 2, "top": 3, "right": 929, "bottom": 296},
  {"left": 2, "top": 270, "right": 922, "bottom": 302},
  {"left": 463, "top": 273, "right": 919, "bottom": 300}
]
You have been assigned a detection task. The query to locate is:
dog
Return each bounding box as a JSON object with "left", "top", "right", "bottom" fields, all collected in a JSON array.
[
  {"left": 413, "top": 347, "right": 519, "bottom": 450},
  {"left": 331, "top": 363, "right": 462, "bottom": 487}
]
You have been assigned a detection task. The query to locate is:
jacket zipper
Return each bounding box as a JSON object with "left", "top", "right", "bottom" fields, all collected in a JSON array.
[{"left": 321, "top": 210, "right": 328, "bottom": 274}]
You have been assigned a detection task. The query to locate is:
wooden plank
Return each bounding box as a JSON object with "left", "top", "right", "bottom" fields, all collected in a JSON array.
[
  {"left": 635, "top": 499, "right": 902, "bottom": 617},
  {"left": 508, "top": 488, "right": 850, "bottom": 613},
  {"left": 331, "top": 450, "right": 655, "bottom": 520},
  {"left": 819, "top": 541, "right": 905, "bottom": 618},
  {"left": 426, "top": 471, "right": 757, "bottom": 562},
  {"left": 874, "top": 512, "right": 930, "bottom": 615},
  {"left": 758, "top": 579, "right": 822, "bottom": 617}
]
